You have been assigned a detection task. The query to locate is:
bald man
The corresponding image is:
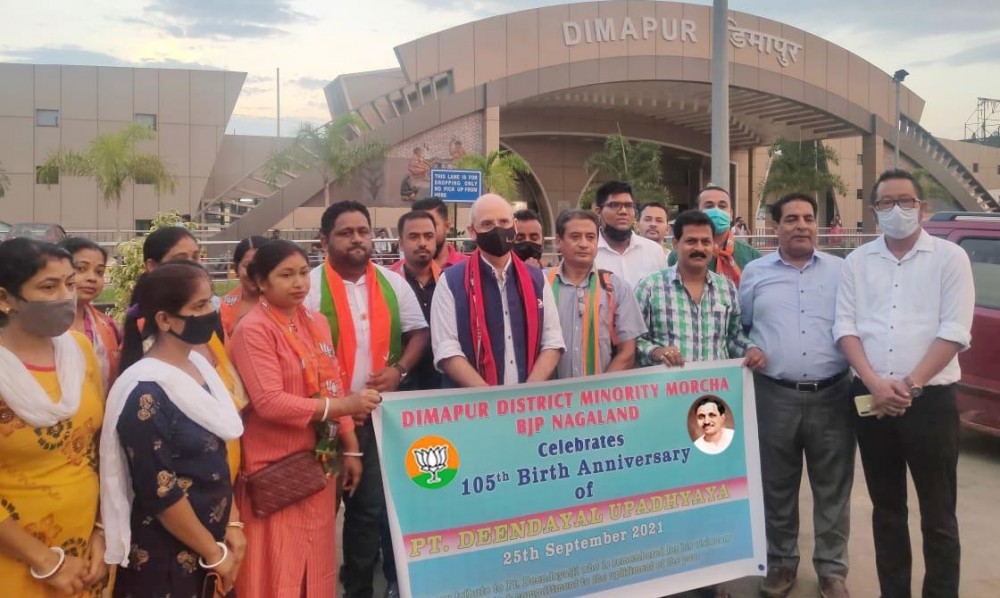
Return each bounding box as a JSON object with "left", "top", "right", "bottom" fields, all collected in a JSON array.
[{"left": 430, "top": 194, "right": 565, "bottom": 387}]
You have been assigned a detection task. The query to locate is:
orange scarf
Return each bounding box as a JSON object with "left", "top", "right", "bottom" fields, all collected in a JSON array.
[
  {"left": 220, "top": 287, "right": 242, "bottom": 340},
  {"left": 319, "top": 260, "right": 401, "bottom": 390},
  {"left": 391, "top": 259, "right": 441, "bottom": 284},
  {"left": 85, "top": 304, "right": 120, "bottom": 388},
  {"left": 259, "top": 301, "right": 345, "bottom": 399},
  {"left": 714, "top": 231, "right": 742, "bottom": 286}
]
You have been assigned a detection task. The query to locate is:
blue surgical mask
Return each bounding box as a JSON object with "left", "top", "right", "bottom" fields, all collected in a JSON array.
[{"left": 703, "top": 208, "right": 731, "bottom": 234}]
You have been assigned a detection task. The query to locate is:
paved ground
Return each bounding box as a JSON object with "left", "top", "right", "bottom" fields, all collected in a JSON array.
[{"left": 340, "top": 429, "right": 1000, "bottom": 597}]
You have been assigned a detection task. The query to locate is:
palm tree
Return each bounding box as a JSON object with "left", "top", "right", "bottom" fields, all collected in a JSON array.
[
  {"left": 454, "top": 149, "right": 531, "bottom": 201},
  {"left": 912, "top": 168, "right": 958, "bottom": 213},
  {"left": 262, "top": 114, "right": 389, "bottom": 207},
  {"left": 758, "top": 138, "right": 848, "bottom": 204},
  {"left": 37, "top": 123, "right": 176, "bottom": 235},
  {"left": 581, "top": 134, "right": 670, "bottom": 208},
  {"left": 0, "top": 163, "right": 10, "bottom": 199}
]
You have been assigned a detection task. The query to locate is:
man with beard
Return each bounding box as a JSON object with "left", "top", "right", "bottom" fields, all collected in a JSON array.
[
  {"left": 397, "top": 196, "right": 468, "bottom": 270},
  {"left": 305, "top": 200, "right": 429, "bottom": 598},
  {"left": 513, "top": 208, "right": 545, "bottom": 268},
  {"left": 635, "top": 209, "right": 766, "bottom": 598},
  {"left": 431, "top": 194, "right": 564, "bottom": 387},
  {"left": 637, "top": 202, "right": 672, "bottom": 253},
  {"left": 593, "top": 181, "right": 667, "bottom": 288},
  {"left": 394, "top": 210, "right": 442, "bottom": 391},
  {"left": 669, "top": 185, "right": 761, "bottom": 287}
]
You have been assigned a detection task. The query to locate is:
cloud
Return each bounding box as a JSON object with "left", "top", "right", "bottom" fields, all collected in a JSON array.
[
  {"left": 142, "top": 0, "right": 310, "bottom": 39},
  {"left": 912, "top": 40, "right": 1000, "bottom": 67},
  {"left": 0, "top": 45, "right": 220, "bottom": 70},
  {"left": 291, "top": 76, "right": 329, "bottom": 90}
]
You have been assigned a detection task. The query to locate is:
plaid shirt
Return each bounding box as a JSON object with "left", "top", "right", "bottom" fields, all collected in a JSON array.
[{"left": 634, "top": 266, "right": 753, "bottom": 365}]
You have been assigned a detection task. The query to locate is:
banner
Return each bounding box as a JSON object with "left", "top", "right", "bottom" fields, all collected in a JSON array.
[{"left": 374, "top": 361, "right": 766, "bottom": 598}]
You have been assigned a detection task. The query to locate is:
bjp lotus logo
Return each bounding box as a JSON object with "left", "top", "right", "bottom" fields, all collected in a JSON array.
[{"left": 406, "top": 436, "right": 459, "bottom": 489}]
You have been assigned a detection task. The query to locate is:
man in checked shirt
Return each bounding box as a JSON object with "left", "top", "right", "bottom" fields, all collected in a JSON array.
[{"left": 634, "top": 209, "right": 766, "bottom": 598}]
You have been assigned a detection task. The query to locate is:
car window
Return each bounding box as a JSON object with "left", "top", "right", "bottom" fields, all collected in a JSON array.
[{"left": 959, "top": 237, "right": 1000, "bottom": 309}]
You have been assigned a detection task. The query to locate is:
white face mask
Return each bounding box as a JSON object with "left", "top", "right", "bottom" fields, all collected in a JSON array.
[{"left": 876, "top": 205, "right": 921, "bottom": 239}]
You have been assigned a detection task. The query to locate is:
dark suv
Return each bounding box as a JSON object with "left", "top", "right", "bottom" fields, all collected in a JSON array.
[{"left": 923, "top": 212, "right": 1000, "bottom": 435}]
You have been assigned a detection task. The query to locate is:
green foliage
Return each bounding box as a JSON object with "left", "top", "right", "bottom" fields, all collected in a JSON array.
[
  {"left": 0, "top": 162, "right": 10, "bottom": 199},
  {"left": 263, "top": 114, "right": 390, "bottom": 204},
  {"left": 108, "top": 212, "right": 196, "bottom": 321},
  {"left": 581, "top": 134, "right": 670, "bottom": 209},
  {"left": 37, "top": 123, "right": 177, "bottom": 209},
  {"left": 454, "top": 149, "right": 532, "bottom": 201},
  {"left": 758, "top": 138, "right": 848, "bottom": 203},
  {"left": 912, "top": 168, "right": 959, "bottom": 212}
]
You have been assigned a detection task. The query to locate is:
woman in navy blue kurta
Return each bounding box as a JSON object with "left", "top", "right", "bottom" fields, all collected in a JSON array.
[{"left": 113, "top": 382, "right": 232, "bottom": 598}]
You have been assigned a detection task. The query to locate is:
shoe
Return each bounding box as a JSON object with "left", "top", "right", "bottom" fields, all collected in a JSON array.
[
  {"left": 819, "top": 577, "right": 849, "bottom": 598},
  {"left": 759, "top": 566, "right": 796, "bottom": 598},
  {"left": 385, "top": 583, "right": 400, "bottom": 598}
]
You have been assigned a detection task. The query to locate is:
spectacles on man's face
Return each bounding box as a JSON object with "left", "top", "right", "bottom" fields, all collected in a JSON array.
[
  {"left": 873, "top": 197, "right": 921, "bottom": 212},
  {"left": 603, "top": 201, "right": 635, "bottom": 213}
]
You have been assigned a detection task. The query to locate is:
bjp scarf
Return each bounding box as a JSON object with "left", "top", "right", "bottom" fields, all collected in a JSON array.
[
  {"left": 466, "top": 251, "right": 540, "bottom": 386},
  {"left": 319, "top": 260, "right": 401, "bottom": 390},
  {"left": 547, "top": 268, "right": 617, "bottom": 376},
  {"left": 714, "top": 231, "right": 742, "bottom": 286},
  {"left": 260, "top": 301, "right": 345, "bottom": 400},
  {"left": 390, "top": 258, "right": 441, "bottom": 283},
  {"left": 219, "top": 287, "right": 243, "bottom": 340}
]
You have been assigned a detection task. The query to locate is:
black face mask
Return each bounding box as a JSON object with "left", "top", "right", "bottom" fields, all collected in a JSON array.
[
  {"left": 602, "top": 224, "right": 633, "bottom": 243},
  {"left": 475, "top": 226, "right": 516, "bottom": 257},
  {"left": 512, "top": 241, "right": 543, "bottom": 262},
  {"left": 168, "top": 311, "right": 221, "bottom": 345}
]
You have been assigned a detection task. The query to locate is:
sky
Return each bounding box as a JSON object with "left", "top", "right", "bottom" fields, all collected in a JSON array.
[{"left": 1, "top": 0, "right": 997, "bottom": 140}]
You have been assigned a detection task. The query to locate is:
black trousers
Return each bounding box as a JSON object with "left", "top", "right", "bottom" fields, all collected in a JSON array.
[
  {"left": 342, "top": 423, "right": 388, "bottom": 598},
  {"left": 855, "top": 381, "right": 961, "bottom": 598}
]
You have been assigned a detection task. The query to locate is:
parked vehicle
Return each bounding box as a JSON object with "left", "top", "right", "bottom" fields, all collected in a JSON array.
[
  {"left": 4, "top": 222, "right": 69, "bottom": 243},
  {"left": 0, "top": 221, "right": 11, "bottom": 239},
  {"left": 923, "top": 211, "right": 1000, "bottom": 435}
]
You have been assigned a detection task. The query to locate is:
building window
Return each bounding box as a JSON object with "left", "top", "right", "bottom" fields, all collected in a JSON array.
[
  {"left": 960, "top": 238, "right": 1000, "bottom": 309},
  {"left": 135, "top": 113, "right": 157, "bottom": 130},
  {"left": 856, "top": 188, "right": 864, "bottom": 200},
  {"left": 36, "top": 109, "right": 59, "bottom": 127},
  {"left": 973, "top": 163, "right": 979, "bottom": 173},
  {"left": 36, "top": 166, "right": 57, "bottom": 184},
  {"left": 856, "top": 153, "right": 863, "bottom": 165}
]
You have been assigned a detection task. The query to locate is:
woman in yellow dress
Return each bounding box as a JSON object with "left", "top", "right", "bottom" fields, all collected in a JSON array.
[{"left": 0, "top": 238, "right": 108, "bottom": 596}]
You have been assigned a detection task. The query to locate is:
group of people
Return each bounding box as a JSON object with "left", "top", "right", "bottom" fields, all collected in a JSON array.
[{"left": 0, "top": 168, "right": 972, "bottom": 598}]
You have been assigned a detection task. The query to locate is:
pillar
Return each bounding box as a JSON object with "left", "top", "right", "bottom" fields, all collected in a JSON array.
[
  {"left": 484, "top": 106, "right": 500, "bottom": 154},
  {"left": 861, "top": 132, "right": 885, "bottom": 233}
]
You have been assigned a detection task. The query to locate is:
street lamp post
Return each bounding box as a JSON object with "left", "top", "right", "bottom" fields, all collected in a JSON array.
[
  {"left": 892, "top": 69, "right": 909, "bottom": 169},
  {"left": 710, "top": 0, "right": 730, "bottom": 189}
]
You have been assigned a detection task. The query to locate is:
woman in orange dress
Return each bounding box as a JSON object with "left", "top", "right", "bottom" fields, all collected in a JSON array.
[
  {"left": 220, "top": 236, "right": 268, "bottom": 339},
  {"left": 0, "top": 238, "right": 107, "bottom": 597},
  {"left": 229, "top": 240, "right": 380, "bottom": 598},
  {"left": 61, "top": 237, "right": 121, "bottom": 390}
]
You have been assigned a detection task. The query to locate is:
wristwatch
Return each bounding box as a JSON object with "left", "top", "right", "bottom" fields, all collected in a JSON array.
[
  {"left": 903, "top": 375, "right": 924, "bottom": 398},
  {"left": 392, "top": 362, "right": 409, "bottom": 382}
]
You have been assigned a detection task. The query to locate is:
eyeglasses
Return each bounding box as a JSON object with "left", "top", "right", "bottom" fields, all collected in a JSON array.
[
  {"left": 874, "top": 197, "right": 921, "bottom": 212},
  {"left": 603, "top": 201, "right": 636, "bottom": 213}
]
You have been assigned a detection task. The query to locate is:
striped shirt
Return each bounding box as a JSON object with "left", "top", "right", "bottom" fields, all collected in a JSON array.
[{"left": 634, "top": 266, "right": 753, "bottom": 365}]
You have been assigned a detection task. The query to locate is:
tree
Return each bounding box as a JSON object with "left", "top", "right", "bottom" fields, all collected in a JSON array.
[
  {"left": 912, "top": 168, "right": 958, "bottom": 213},
  {"left": 108, "top": 211, "right": 195, "bottom": 320},
  {"left": 37, "top": 123, "right": 177, "bottom": 235},
  {"left": 0, "top": 162, "right": 10, "bottom": 199},
  {"left": 581, "top": 134, "right": 670, "bottom": 208},
  {"left": 758, "top": 138, "right": 848, "bottom": 204},
  {"left": 454, "top": 149, "right": 531, "bottom": 202},
  {"left": 262, "top": 114, "right": 389, "bottom": 207}
]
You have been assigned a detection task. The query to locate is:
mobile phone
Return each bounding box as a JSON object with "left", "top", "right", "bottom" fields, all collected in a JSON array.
[{"left": 854, "top": 394, "right": 876, "bottom": 417}]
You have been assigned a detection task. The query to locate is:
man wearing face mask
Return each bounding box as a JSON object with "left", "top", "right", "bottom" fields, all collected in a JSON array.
[
  {"left": 834, "top": 169, "right": 974, "bottom": 598},
  {"left": 593, "top": 181, "right": 668, "bottom": 288},
  {"left": 431, "top": 194, "right": 564, "bottom": 387},
  {"left": 512, "top": 208, "right": 545, "bottom": 268},
  {"left": 669, "top": 185, "right": 761, "bottom": 287}
]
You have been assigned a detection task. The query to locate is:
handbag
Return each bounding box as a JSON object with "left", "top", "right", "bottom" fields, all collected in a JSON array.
[{"left": 244, "top": 451, "right": 329, "bottom": 518}]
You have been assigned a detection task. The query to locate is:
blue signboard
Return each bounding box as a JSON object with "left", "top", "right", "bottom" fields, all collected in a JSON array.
[{"left": 430, "top": 169, "right": 483, "bottom": 202}]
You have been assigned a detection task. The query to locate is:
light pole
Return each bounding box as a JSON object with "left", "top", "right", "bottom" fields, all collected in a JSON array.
[
  {"left": 892, "top": 69, "right": 909, "bottom": 169},
  {"left": 710, "top": 0, "right": 730, "bottom": 189}
]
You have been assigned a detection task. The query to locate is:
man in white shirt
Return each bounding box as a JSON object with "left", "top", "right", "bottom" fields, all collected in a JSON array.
[
  {"left": 593, "top": 181, "right": 668, "bottom": 287},
  {"left": 692, "top": 396, "right": 735, "bottom": 454},
  {"left": 305, "top": 200, "right": 429, "bottom": 598},
  {"left": 834, "top": 169, "right": 975, "bottom": 598},
  {"left": 431, "top": 194, "right": 564, "bottom": 387}
]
